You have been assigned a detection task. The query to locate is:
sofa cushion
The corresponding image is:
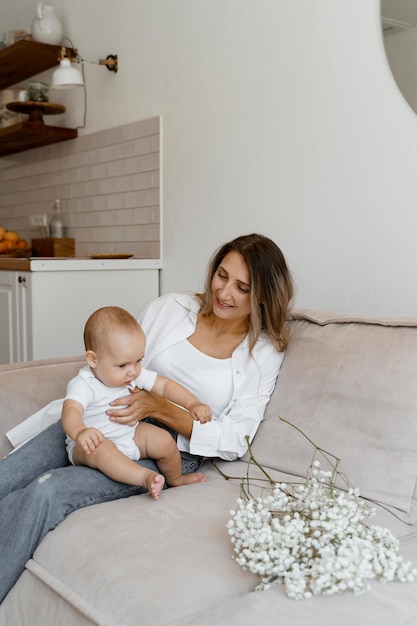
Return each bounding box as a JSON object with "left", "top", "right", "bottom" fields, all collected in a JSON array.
[
  {"left": 5, "top": 471, "right": 258, "bottom": 625},
  {"left": 249, "top": 310, "right": 417, "bottom": 524},
  {"left": 3, "top": 463, "right": 416, "bottom": 626}
]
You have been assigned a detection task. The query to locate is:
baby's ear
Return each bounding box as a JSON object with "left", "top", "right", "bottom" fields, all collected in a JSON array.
[{"left": 86, "top": 350, "right": 98, "bottom": 368}]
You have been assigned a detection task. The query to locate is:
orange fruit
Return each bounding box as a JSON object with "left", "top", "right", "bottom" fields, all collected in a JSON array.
[
  {"left": 4, "top": 231, "right": 19, "bottom": 242},
  {"left": 16, "top": 239, "right": 29, "bottom": 249}
]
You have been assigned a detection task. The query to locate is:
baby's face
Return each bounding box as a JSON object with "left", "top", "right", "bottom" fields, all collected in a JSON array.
[{"left": 92, "top": 329, "right": 145, "bottom": 388}]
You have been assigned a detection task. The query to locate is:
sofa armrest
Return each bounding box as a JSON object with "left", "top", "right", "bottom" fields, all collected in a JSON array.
[{"left": 0, "top": 356, "right": 85, "bottom": 458}]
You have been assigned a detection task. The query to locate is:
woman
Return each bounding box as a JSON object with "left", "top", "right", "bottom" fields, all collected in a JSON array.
[{"left": 0, "top": 233, "right": 294, "bottom": 603}]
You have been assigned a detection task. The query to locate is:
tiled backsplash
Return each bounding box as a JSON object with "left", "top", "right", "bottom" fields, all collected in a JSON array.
[{"left": 0, "top": 116, "right": 160, "bottom": 259}]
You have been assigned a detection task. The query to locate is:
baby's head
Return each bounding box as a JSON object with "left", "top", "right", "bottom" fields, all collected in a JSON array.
[{"left": 84, "top": 306, "right": 146, "bottom": 388}]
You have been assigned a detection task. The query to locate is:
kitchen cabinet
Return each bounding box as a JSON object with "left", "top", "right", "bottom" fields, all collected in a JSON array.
[
  {"left": 0, "top": 270, "right": 32, "bottom": 363},
  {"left": 0, "top": 40, "right": 78, "bottom": 157},
  {"left": 0, "top": 259, "right": 160, "bottom": 364}
]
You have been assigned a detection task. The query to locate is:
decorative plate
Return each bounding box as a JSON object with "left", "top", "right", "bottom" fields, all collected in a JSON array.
[{"left": 88, "top": 254, "right": 134, "bottom": 259}]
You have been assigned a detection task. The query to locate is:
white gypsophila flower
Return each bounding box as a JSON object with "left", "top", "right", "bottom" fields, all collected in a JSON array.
[{"left": 226, "top": 433, "right": 416, "bottom": 601}]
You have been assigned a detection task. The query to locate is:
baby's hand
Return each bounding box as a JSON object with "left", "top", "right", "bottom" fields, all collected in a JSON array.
[
  {"left": 189, "top": 402, "right": 212, "bottom": 424},
  {"left": 76, "top": 427, "right": 104, "bottom": 454}
]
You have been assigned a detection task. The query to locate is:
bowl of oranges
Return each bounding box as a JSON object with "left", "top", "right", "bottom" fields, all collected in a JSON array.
[{"left": 0, "top": 225, "right": 30, "bottom": 257}]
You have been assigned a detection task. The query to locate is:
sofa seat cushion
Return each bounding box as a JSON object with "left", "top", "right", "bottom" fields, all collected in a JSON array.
[
  {"left": 171, "top": 530, "right": 417, "bottom": 626},
  {"left": 12, "top": 470, "right": 257, "bottom": 625},
  {"left": 4, "top": 463, "right": 417, "bottom": 626},
  {"left": 249, "top": 310, "right": 417, "bottom": 523}
]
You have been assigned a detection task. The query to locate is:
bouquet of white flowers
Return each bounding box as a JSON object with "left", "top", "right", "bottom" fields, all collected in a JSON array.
[{"left": 225, "top": 418, "right": 416, "bottom": 600}]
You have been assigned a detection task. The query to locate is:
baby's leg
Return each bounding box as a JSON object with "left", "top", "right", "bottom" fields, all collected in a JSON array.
[
  {"left": 72, "top": 439, "right": 164, "bottom": 500},
  {"left": 134, "top": 423, "right": 206, "bottom": 487}
]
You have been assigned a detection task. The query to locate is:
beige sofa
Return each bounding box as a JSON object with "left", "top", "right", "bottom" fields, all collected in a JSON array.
[{"left": 1, "top": 309, "right": 417, "bottom": 625}]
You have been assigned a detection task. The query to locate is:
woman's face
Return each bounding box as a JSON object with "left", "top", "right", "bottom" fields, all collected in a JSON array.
[{"left": 211, "top": 251, "right": 252, "bottom": 322}]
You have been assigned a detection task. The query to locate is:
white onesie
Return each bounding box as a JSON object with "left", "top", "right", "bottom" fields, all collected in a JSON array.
[{"left": 64, "top": 365, "right": 157, "bottom": 463}]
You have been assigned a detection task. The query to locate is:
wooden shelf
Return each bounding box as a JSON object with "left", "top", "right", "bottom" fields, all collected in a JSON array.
[
  {"left": 0, "top": 121, "right": 77, "bottom": 157},
  {"left": 0, "top": 40, "right": 78, "bottom": 155},
  {"left": 0, "top": 40, "right": 76, "bottom": 90}
]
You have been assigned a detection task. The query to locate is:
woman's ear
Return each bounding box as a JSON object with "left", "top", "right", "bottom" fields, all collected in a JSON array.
[{"left": 86, "top": 350, "right": 98, "bottom": 369}]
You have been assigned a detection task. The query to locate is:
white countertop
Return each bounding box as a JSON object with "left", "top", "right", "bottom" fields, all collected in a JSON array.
[{"left": 0, "top": 258, "right": 162, "bottom": 272}]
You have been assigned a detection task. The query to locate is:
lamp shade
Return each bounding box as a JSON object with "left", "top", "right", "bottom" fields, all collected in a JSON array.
[{"left": 52, "top": 59, "right": 84, "bottom": 88}]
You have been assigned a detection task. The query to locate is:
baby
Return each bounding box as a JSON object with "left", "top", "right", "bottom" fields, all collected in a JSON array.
[{"left": 61, "top": 306, "right": 211, "bottom": 499}]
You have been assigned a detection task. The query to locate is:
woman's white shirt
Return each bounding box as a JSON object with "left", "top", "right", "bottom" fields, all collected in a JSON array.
[
  {"left": 138, "top": 292, "right": 285, "bottom": 461},
  {"left": 150, "top": 339, "right": 233, "bottom": 419}
]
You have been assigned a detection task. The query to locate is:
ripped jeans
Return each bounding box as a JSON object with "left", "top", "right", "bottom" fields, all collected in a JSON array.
[{"left": 0, "top": 420, "right": 203, "bottom": 604}]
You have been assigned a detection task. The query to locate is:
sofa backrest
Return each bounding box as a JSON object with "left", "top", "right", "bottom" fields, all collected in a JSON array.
[{"left": 249, "top": 309, "right": 417, "bottom": 524}]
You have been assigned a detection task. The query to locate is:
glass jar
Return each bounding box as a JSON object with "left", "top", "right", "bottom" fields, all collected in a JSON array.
[{"left": 28, "top": 81, "right": 49, "bottom": 102}]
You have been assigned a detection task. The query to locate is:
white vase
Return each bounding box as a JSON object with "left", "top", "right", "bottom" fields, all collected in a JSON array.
[{"left": 31, "top": 3, "right": 64, "bottom": 45}]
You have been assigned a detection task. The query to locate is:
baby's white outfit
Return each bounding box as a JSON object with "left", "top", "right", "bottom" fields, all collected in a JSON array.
[{"left": 64, "top": 365, "right": 157, "bottom": 464}]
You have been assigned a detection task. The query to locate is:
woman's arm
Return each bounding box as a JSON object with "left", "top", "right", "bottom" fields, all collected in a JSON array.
[{"left": 107, "top": 389, "right": 194, "bottom": 439}]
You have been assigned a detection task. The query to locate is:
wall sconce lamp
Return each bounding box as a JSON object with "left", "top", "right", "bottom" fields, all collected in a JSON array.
[{"left": 52, "top": 47, "right": 118, "bottom": 89}]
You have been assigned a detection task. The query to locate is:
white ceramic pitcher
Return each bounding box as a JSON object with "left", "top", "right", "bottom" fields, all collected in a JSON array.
[{"left": 31, "top": 3, "right": 64, "bottom": 45}]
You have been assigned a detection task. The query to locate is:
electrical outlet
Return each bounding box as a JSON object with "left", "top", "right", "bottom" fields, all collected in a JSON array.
[{"left": 28, "top": 214, "right": 48, "bottom": 228}]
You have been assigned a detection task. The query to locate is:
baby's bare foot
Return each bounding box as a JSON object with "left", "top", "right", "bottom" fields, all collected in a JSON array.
[
  {"left": 171, "top": 472, "right": 206, "bottom": 487},
  {"left": 146, "top": 472, "right": 165, "bottom": 499}
]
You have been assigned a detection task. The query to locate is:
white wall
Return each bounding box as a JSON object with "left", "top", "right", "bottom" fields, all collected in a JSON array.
[{"left": 3, "top": 0, "right": 417, "bottom": 316}]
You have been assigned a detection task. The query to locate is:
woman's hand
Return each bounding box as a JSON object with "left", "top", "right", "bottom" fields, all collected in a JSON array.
[
  {"left": 107, "top": 388, "right": 194, "bottom": 439},
  {"left": 107, "top": 388, "right": 161, "bottom": 426}
]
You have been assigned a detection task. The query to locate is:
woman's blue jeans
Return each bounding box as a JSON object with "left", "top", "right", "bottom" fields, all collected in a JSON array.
[{"left": 0, "top": 420, "right": 202, "bottom": 603}]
